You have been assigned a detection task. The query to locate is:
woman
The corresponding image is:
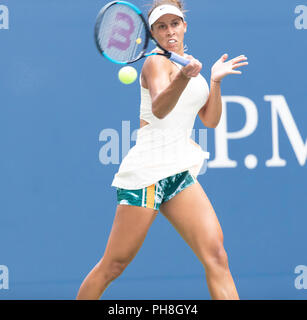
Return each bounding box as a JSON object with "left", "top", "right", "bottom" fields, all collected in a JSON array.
[{"left": 77, "top": 0, "right": 248, "bottom": 300}]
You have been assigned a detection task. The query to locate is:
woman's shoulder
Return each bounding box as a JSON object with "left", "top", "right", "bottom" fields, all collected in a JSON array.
[
  {"left": 141, "top": 49, "right": 173, "bottom": 80},
  {"left": 143, "top": 49, "right": 171, "bottom": 69}
]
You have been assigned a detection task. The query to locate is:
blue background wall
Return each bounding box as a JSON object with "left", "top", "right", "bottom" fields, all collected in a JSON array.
[{"left": 0, "top": 0, "right": 306, "bottom": 299}]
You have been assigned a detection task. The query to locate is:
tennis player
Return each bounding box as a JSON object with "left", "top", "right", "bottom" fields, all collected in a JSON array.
[{"left": 77, "top": 0, "right": 248, "bottom": 300}]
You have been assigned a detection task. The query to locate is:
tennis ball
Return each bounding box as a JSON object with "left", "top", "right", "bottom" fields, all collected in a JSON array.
[
  {"left": 136, "top": 38, "right": 142, "bottom": 44},
  {"left": 118, "top": 66, "right": 138, "bottom": 85}
]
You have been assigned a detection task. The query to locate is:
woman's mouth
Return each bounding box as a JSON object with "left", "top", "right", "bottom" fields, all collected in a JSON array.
[{"left": 168, "top": 39, "right": 177, "bottom": 44}]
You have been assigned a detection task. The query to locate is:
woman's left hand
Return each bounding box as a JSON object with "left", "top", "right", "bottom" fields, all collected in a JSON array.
[{"left": 211, "top": 54, "right": 248, "bottom": 82}]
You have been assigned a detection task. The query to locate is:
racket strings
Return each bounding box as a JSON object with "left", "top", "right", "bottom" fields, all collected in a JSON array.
[{"left": 96, "top": 4, "right": 146, "bottom": 63}]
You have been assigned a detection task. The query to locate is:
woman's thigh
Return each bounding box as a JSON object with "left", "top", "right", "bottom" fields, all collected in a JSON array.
[
  {"left": 102, "top": 204, "right": 158, "bottom": 265},
  {"left": 159, "top": 181, "right": 224, "bottom": 263}
]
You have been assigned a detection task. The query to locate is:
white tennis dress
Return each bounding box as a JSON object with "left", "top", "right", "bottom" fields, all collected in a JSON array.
[{"left": 111, "top": 62, "right": 210, "bottom": 190}]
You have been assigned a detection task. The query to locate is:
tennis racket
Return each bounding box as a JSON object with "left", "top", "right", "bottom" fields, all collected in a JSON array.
[{"left": 94, "top": 1, "right": 190, "bottom": 66}]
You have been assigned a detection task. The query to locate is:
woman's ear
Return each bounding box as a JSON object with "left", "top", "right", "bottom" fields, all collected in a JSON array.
[{"left": 184, "top": 21, "right": 187, "bottom": 33}]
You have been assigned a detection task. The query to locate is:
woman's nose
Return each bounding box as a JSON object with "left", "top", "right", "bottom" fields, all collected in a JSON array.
[{"left": 166, "top": 26, "right": 175, "bottom": 35}]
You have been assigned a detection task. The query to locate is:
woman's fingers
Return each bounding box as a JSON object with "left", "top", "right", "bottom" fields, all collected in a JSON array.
[
  {"left": 182, "top": 57, "right": 202, "bottom": 77},
  {"left": 232, "top": 61, "right": 249, "bottom": 69},
  {"left": 231, "top": 55, "right": 248, "bottom": 64},
  {"left": 221, "top": 53, "right": 229, "bottom": 61}
]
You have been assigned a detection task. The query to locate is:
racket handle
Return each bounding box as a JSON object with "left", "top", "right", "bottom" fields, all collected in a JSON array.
[{"left": 169, "top": 52, "right": 190, "bottom": 66}]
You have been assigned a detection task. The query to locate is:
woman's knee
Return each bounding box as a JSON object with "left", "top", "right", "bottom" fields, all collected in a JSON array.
[
  {"left": 201, "top": 243, "right": 229, "bottom": 272},
  {"left": 98, "top": 258, "right": 130, "bottom": 283}
]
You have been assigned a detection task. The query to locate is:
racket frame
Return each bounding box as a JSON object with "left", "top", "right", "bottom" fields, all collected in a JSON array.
[{"left": 94, "top": 1, "right": 176, "bottom": 65}]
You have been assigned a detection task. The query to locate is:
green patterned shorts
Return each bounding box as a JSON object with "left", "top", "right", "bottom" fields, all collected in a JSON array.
[{"left": 116, "top": 170, "right": 197, "bottom": 211}]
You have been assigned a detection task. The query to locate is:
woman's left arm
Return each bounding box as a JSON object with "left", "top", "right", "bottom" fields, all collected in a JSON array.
[{"left": 198, "top": 53, "right": 248, "bottom": 128}]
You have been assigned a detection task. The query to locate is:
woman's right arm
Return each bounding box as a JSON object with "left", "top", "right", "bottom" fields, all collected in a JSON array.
[{"left": 142, "top": 55, "right": 202, "bottom": 119}]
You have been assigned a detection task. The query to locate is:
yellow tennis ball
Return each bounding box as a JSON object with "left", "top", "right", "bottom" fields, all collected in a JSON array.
[
  {"left": 136, "top": 38, "right": 142, "bottom": 44},
  {"left": 118, "top": 66, "right": 137, "bottom": 85}
]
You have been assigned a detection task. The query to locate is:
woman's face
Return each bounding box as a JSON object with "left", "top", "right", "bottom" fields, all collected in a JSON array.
[{"left": 151, "top": 14, "right": 187, "bottom": 53}]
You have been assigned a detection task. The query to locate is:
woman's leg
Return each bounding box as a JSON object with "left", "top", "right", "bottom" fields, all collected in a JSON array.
[
  {"left": 76, "top": 204, "right": 158, "bottom": 300},
  {"left": 159, "top": 180, "right": 239, "bottom": 300}
]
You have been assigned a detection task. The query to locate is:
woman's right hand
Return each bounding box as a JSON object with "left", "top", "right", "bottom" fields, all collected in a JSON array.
[{"left": 180, "top": 55, "right": 202, "bottom": 78}]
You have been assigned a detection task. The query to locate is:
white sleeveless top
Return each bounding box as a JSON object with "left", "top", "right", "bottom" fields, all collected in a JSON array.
[{"left": 111, "top": 62, "right": 210, "bottom": 189}]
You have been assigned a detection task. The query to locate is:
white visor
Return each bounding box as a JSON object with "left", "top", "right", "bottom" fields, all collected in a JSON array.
[{"left": 148, "top": 4, "right": 184, "bottom": 28}]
